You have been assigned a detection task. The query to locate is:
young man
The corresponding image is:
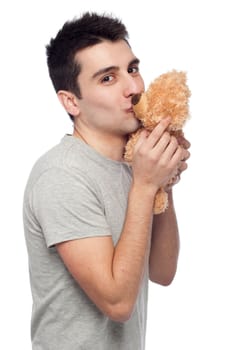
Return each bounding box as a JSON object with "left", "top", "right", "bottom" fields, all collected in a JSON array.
[{"left": 23, "top": 12, "right": 190, "bottom": 350}]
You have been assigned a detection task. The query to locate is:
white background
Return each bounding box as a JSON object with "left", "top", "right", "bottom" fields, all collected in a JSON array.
[{"left": 1, "top": 0, "right": 231, "bottom": 349}]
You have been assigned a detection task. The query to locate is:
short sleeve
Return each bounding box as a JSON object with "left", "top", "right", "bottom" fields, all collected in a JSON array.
[{"left": 31, "top": 168, "right": 111, "bottom": 247}]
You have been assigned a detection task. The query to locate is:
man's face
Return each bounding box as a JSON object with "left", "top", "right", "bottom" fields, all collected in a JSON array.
[{"left": 75, "top": 40, "right": 145, "bottom": 136}]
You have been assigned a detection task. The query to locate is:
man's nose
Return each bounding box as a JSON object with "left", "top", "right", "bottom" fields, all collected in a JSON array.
[{"left": 123, "top": 76, "right": 144, "bottom": 98}]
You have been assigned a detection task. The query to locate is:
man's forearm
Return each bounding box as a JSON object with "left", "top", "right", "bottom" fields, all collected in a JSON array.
[
  {"left": 111, "top": 182, "right": 156, "bottom": 315},
  {"left": 149, "top": 190, "right": 180, "bottom": 285}
]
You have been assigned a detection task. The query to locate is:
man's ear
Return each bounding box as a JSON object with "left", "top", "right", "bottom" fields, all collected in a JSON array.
[{"left": 57, "top": 90, "right": 80, "bottom": 117}]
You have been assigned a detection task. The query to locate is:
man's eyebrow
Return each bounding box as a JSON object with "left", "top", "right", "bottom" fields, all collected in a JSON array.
[
  {"left": 128, "top": 58, "right": 140, "bottom": 67},
  {"left": 92, "top": 66, "right": 119, "bottom": 79},
  {"left": 91, "top": 57, "right": 140, "bottom": 80}
]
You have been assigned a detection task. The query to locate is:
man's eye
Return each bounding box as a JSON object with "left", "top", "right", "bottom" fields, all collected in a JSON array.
[
  {"left": 128, "top": 66, "right": 139, "bottom": 74},
  {"left": 101, "top": 75, "right": 114, "bottom": 83}
]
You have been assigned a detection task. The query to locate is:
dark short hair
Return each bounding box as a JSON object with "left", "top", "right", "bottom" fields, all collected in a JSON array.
[{"left": 46, "top": 12, "right": 129, "bottom": 121}]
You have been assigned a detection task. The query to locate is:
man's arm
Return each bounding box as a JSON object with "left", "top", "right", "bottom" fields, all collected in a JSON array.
[
  {"left": 149, "top": 134, "right": 191, "bottom": 285},
  {"left": 149, "top": 190, "right": 180, "bottom": 285},
  {"left": 57, "top": 185, "right": 155, "bottom": 323},
  {"left": 56, "top": 119, "right": 187, "bottom": 322}
]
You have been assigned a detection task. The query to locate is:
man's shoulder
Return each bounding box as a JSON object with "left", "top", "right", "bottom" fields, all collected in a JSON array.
[
  {"left": 31, "top": 134, "right": 81, "bottom": 171},
  {"left": 25, "top": 135, "right": 98, "bottom": 192},
  {"left": 24, "top": 136, "right": 72, "bottom": 191}
]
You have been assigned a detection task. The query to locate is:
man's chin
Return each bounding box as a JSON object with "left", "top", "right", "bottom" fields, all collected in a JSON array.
[{"left": 130, "top": 120, "right": 142, "bottom": 133}]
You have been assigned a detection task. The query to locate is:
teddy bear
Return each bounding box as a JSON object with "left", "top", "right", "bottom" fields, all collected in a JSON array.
[{"left": 124, "top": 70, "right": 191, "bottom": 214}]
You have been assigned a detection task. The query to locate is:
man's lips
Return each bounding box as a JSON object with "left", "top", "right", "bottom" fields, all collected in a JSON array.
[{"left": 125, "top": 107, "right": 134, "bottom": 113}]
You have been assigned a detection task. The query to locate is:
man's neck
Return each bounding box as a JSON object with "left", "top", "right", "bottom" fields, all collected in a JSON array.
[{"left": 73, "top": 125, "right": 127, "bottom": 162}]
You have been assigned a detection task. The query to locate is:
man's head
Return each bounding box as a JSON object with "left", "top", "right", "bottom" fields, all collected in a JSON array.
[{"left": 46, "top": 12, "right": 129, "bottom": 121}]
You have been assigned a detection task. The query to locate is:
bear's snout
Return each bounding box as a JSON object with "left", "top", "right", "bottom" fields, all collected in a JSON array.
[{"left": 132, "top": 94, "right": 141, "bottom": 106}]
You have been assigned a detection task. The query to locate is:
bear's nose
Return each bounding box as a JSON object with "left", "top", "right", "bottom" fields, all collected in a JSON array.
[{"left": 132, "top": 94, "right": 141, "bottom": 105}]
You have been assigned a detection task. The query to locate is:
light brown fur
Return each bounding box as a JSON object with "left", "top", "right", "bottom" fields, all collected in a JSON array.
[{"left": 124, "top": 70, "right": 191, "bottom": 214}]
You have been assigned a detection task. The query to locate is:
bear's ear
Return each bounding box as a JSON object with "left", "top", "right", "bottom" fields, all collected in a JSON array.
[{"left": 132, "top": 94, "right": 142, "bottom": 106}]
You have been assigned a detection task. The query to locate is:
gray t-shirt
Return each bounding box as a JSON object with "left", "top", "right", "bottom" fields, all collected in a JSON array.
[{"left": 23, "top": 135, "right": 149, "bottom": 350}]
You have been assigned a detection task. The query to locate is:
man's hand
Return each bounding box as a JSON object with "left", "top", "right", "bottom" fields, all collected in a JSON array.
[
  {"left": 165, "top": 133, "right": 191, "bottom": 191},
  {"left": 132, "top": 118, "right": 186, "bottom": 194}
]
